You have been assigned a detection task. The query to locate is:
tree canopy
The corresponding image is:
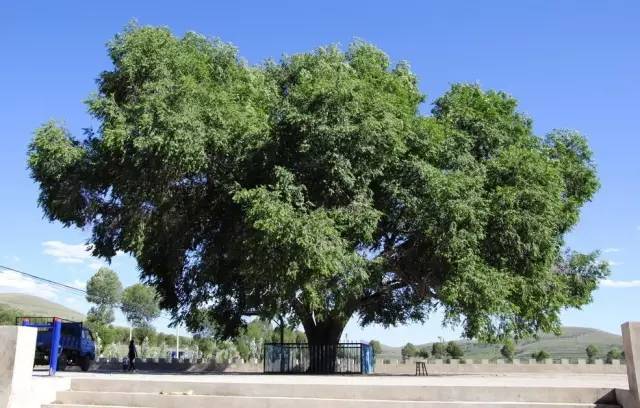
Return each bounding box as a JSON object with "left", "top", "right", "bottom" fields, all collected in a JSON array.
[
  {"left": 28, "top": 24, "right": 608, "bottom": 346},
  {"left": 120, "top": 283, "right": 161, "bottom": 328},
  {"left": 401, "top": 343, "right": 418, "bottom": 360},
  {"left": 86, "top": 267, "right": 123, "bottom": 325}
]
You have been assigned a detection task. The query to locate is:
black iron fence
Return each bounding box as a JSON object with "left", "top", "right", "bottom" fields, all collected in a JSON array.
[{"left": 263, "top": 343, "right": 372, "bottom": 374}]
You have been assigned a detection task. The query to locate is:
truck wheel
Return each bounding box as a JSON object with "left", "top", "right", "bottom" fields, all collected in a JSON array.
[
  {"left": 57, "top": 352, "right": 67, "bottom": 371},
  {"left": 80, "top": 357, "right": 91, "bottom": 372}
]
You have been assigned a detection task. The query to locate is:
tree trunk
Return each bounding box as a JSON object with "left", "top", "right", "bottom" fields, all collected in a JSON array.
[{"left": 302, "top": 317, "right": 347, "bottom": 373}]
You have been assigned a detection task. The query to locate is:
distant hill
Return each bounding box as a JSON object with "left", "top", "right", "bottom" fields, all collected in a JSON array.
[
  {"left": 0, "top": 293, "right": 85, "bottom": 322},
  {"left": 378, "top": 327, "right": 623, "bottom": 360}
]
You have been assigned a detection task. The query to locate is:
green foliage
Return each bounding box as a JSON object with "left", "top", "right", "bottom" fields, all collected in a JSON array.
[
  {"left": 533, "top": 350, "right": 550, "bottom": 362},
  {"left": 431, "top": 342, "right": 447, "bottom": 359},
  {"left": 133, "top": 325, "right": 157, "bottom": 344},
  {"left": 195, "top": 337, "right": 217, "bottom": 359},
  {"left": 586, "top": 344, "right": 599, "bottom": 363},
  {"left": 86, "top": 267, "right": 123, "bottom": 307},
  {"left": 401, "top": 342, "right": 418, "bottom": 360},
  {"left": 369, "top": 340, "right": 383, "bottom": 355},
  {"left": 605, "top": 348, "right": 623, "bottom": 363},
  {"left": 268, "top": 326, "right": 306, "bottom": 343},
  {"left": 86, "top": 268, "right": 123, "bottom": 328},
  {"left": 0, "top": 304, "right": 21, "bottom": 325},
  {"left": 500, "top": 339, "right": 516, "bottom": 361},
  {"left": 28, "top": 24, "right": 608, "bottom": 345},
  {"left": 446, "top": 341, "right": 464, "bottom": 359},
  {"left": 417, "top": 347, "right": 430, "bottom": 359},
  {"left": 120, "top": 284, "right": 160, "bottom": 327}
]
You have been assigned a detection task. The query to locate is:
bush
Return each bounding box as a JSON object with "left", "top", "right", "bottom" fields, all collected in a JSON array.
[
  {"left": 586, "top": 344, "right": 599, "bottom": 363},
  {"left": 401, "top": 343, "right": 418, "bottom": 360},
  {"left": 605, "top": 348, "right": 623, "bottom": 364},
  {"left": 446, "top": 341, "right": 464, "bottom": 359},
  {"left": 431, "top": 342, "right": 446, "bottom": 359},
  {"left": 532, "top": 350, "right": 550, "bottom": 362},
  {"left": 0, "top": 304, "right": 21, "bottom": 325},
  {"left": 500, "top": 340, "right": 516, "bottom": 361}
]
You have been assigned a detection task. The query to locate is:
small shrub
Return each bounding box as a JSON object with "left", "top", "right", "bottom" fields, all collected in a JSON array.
[
  {"left": 605, "top": 348, "right": 623, "bottom": 364},
  {"left": 586, "top": 344, "right": 599, "bottom": 363},
  {"left": 533, "top": 350, "right": 550, "bottom": 362}
]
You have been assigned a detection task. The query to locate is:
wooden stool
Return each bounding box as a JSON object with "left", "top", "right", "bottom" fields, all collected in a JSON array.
[{"left": 415, "top": 361, "right": 428, "bottom": 376}]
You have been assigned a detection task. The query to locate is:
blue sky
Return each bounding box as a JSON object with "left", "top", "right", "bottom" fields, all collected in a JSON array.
[{"left": 1, "top": 1, "right": 638, "bottom": 346}]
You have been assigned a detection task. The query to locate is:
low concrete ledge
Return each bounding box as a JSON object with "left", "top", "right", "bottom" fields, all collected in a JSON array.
[
  {"left": 89, "top": 354, "right": 628, "bottom": 375},
  {"left": 91, "top": 358, "right": 262, "bottom": 373},
  {"left": 0, "top": 326, "right": 37, "bottom": 408}
]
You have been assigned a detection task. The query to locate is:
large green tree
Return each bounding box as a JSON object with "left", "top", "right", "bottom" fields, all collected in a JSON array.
[
  {"left": 120, "top": 283, "right": 161, "bottom": 328},
  {"left": 28, "top": 25, "right": 608, "bottom": 348},
  {"left": 86, "top": 267, "right": 123, "bottom": 325}
]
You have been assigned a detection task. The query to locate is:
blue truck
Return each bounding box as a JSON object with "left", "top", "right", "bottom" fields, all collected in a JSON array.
[{"left": 18, "top": 317, "right": 96, "bottom": 371}]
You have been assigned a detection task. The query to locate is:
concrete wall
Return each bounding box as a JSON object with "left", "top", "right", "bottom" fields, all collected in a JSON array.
[
  {"left": 88, "top": 356, "right": 626, "bottom": 375},
  {"left": 374, "top": 358, "right": 627, "bottom": 375},
  {"left": 622, "top": 322, "right": 640, "bottom": 408},
  {"left": 92, "top": 357, "right": 263, "bottom": 373},
  {"left": 0, "top": 326, "right": 37, "bottom": 408}
]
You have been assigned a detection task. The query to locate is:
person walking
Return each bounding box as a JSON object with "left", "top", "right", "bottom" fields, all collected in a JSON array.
[{"left": 128, "top": 339, "right": 137, "bottom": 372}]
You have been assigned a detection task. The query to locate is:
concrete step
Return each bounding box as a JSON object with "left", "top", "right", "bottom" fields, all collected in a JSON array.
[
  {"left": 49, "top": 391, "right": 623, "bottom": 408},
  {"left": 68, "top": 378, "right": 619, "bottom": 404}
]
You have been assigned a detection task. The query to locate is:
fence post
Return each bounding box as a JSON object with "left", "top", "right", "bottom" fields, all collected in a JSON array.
[{"left": 49, "top": 318, "right": 62, "bottom": 376}]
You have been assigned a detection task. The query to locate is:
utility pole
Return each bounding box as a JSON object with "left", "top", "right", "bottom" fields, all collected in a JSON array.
[
  {"left": 278, "top": 315, "right": 285, "bottom": 373},
  {"left": 176, "top": 326, "right": 180, "bottom": 359}
]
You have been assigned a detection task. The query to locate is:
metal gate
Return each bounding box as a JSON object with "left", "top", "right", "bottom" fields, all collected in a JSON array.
[{"left": 263, "top": 343, "right": 372, "bottom": 374}]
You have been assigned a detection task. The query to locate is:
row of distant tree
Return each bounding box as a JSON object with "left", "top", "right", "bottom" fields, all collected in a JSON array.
[
  {"left": 371, "top": 340, "right": 465, "bottom": 361},
  {"left": 367, "top": 338, "right": 626, "bottom": 363},
  {"left": 500, "top": 341, "right": 624, "bottom": 363}
]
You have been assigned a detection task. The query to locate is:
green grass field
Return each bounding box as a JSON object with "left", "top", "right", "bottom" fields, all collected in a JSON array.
[{"left": 0, "top": 292, "right": 85, "bottom": 322}]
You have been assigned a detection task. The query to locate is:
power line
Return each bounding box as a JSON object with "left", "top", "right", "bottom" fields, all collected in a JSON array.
[
  {"left": 0, "top": 264, "right": 86, "bottom": 295},
  {"left": 0, "top": 263, "right": 174, "bottom": 320}
]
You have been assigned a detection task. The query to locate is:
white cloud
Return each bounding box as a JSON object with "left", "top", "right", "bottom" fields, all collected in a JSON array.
[
  {"left": 64, "top": 296, "right": 79, "bottom": 305},
  {"left": 65, "top": 279, "right": 86, "bottom": 290},
  {"left": 88, "top": 260, "right": 107, "bottom": 270},
  {"left": 606, "top": 260, "right": 623, "bottom": 267},
  {"left": 601, "top": 279, "right": 640, "bottom": 288},
  {"left": 0, "top": 270, "right": 59, "bottom": 300},
  {"left": 42, "top": 241, "right": 93, "bottom": 264},
  {"left": 602, "top": 248, "right": 622, "bottom": 253},
  {"left": 42, "top": 240, "right": 125, "bottom": 270}
]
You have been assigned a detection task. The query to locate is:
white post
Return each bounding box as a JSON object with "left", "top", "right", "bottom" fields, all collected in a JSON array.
[
  {"left": 622, "top": 322, "right": 640, "bottom": 407},
  {"left": 0, "top": 326, "right": 37, "bottom": 408},
  {"left": 129, "top": 326, "right": 132, "bottom": 342}
]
